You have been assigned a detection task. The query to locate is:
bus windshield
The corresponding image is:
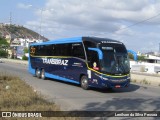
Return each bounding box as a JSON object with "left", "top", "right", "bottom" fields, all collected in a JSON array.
[{"left": 100, "top": 44, "right": 130, "bottom": 75}]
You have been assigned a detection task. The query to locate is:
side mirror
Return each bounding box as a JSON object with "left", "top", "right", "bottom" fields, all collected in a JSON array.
[{"left": 88, "top": 47, "right": 103, "bottom": 60}]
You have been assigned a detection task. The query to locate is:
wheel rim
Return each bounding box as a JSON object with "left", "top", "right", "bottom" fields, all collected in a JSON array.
[
  {"left": 82, "top": 78, "right": 88, "bottom": 89},
  {"left": 41, "top": 70, "right": 45, "bottom": 79},
  {"left": 41, "top": 73, "right": 44, "bottom": 78},
  {"left": 41, "top": 71, "right": 45, "bottom": 79},
  {"left": 36, "top": 69, "right": 40, "bottom": 78}
]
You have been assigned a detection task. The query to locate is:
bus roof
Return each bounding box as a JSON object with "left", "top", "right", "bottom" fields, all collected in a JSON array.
[
  {"left": 83, "top": 37, "right": 121, "bottom": 44},
  {"left": 30, "top": 37, "right": 82, "bottom": 46},
  {"left": 30, "top": 36, "right": 122, "bottom": 46}
]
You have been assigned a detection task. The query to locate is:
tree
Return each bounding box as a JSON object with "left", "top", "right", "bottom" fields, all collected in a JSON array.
[
  {"left": 22, "top": 55, "right": 28, "bottom": 60},
  {"left": 138, "top": 55, "right": 145, "bottom": 61},
  {"left": 23, "top": 47, "right": 28, "bottom": 53},
  {"left": 128, "top": 53, "right": 134, "bottom": 60},
  {"left": 0, "top": 37, "right": 9, "bottom": 57},
  {"left": 0, "top": 37, "right": 9, "bottom": 45},
  {"left": 22, "top": 47, "right": 28, "bottom": 60},
  {"left": 0, "top": 50, "right": 8, "bottom": 57}
]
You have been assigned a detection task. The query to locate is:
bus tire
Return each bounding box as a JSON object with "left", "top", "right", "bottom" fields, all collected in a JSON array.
[
  {"left": 36, "top": 69, "right": 41, "bottom": 78},
  {"left": 41, "top": 69, "right": 46, "bottom": 80},
  {"left": 81, "top": 76, "right": 89, "bottom": 90}
]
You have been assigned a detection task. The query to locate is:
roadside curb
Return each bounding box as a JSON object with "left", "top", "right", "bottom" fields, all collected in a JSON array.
[
  {"left": 2, "top": 58, "right": 28, "bottom": 65},
  {"left": 131, "top": 73, "right": 160, "bottom": 87}
]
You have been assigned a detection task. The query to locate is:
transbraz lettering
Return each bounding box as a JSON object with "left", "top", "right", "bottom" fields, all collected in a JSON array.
[{"left": 42, "top": 58, "right": 68, "bottom": 66}]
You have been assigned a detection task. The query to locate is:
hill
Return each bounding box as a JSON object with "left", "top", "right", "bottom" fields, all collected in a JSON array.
[{"left": 0, "top": 23, "right": 48, "bottom": 41}]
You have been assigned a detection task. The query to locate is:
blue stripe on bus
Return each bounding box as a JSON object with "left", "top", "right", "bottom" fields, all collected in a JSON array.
[
  {"left": 45, "top": 73, "right": 80, "bottom": 84},
  {"left": 31, "top": 37, "right": 83, "bottom": 46},
  {"left": 28, "top": 63, "right": 35, "bottom": 74}
]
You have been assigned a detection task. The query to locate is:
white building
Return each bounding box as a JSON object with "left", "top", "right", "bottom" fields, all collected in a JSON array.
[
  {"left": 130, "top": 55, "right": 160, "bottom": 74},
  {"left": 145, "top": 55, "right": 160, "bottom": 64}
]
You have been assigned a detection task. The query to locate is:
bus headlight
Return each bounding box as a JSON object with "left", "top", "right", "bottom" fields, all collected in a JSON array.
[{"left": 102, "top": 77, "right": 109, "bottom": 80}]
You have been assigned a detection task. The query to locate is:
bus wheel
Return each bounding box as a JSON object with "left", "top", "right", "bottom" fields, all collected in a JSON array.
[
  {"left": 41, "top": 69, "right": 46, "bottom": 80},
  {"left": 81, "top": 76, "right": 89, "bottom": 90},
  {"left": 36, "top": 69, "right": 41, "bottom": 78}
]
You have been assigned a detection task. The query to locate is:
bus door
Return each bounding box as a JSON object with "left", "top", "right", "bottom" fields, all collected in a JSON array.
[{"left": 87, "top": 48, "right": 102, "bottom": 87}]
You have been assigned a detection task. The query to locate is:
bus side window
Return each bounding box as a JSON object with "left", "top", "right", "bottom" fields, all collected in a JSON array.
[
  {"left": 54, "top": 44, "right": 72, "bottom": 56},
  {"left": 87, "top": 51, "right": 100, "bottom": 71},
  {"left": 72, "top": 43, "right": 85, "bottom": 59}
]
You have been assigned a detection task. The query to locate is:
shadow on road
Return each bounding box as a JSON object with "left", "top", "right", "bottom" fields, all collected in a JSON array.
[
  {"left": 81, "top": 97, "right": 160, "bottom": 111},
  {"left": 45, "top": 77, "right": 140, "bottom": 93},
  {"left": 88, "top": 83, "right": 140, "bottom": 93}
]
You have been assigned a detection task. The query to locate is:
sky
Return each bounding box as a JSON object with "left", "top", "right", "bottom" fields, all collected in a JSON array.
[{"left": 0, "top": 0, "right": 160, "bottom": 53}]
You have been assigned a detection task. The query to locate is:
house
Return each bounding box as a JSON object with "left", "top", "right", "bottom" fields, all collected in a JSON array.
[{"left": 145, "top": 55, "right": 160, "bottom": 64}]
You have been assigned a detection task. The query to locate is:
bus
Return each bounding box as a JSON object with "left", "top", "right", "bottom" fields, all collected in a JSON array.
[{"left": 28, "top": 37, "right": 130, "bottom": 90}]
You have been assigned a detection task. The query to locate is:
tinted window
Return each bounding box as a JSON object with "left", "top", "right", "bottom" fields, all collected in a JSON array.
[
  {"left": 87, "top": 50, "right": 100, "bottom": 71},
  {"left": 33, "top": 45, "right": 54, "bottom": 56},
  {"left": 83, "top": 41, "right": 96, "bottom": 48},
  {"left": 72, "top": 43, "right": 85, "bottom": 59},
  {"left": 30, "top": 43, "right": 85, "bottom": 59},
  {"left": 54, "top": 44, "right": 72, "bottom": 56}
]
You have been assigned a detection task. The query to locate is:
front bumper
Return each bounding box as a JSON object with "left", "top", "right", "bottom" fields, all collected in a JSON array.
[{"left": 101, "top": 76, "right": 130, "bottom": 88}]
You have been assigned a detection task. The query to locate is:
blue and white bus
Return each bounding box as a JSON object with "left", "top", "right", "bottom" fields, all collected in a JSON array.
[{"left": 28, "top": 37, "right": 130, "bottom": 90}]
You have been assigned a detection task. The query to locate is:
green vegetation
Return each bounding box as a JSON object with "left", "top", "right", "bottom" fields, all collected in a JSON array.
[
  {"left": 0, "top": 37, "right": 9, "bottom": 45},
  {"left": 138, "top": 55, "right": 145, "bottom": 61},
  {"left": 22, "top": 55, "right": 28, "bottom": 60},
  {"left": 128, "top": 53, "right": 145, "bottom": 61},
  {"left": 0, "top": 50, "right": 8, "bottom": 57},
  {"left": 128, "top": 53, "right": 134, "bottom": 60},
  {"left": 22, "top": 47, "right": 28, "bottom": 60},
  {"left": 0, "top": 37, "right": 9, "bottom": 57},
  {"left": 23, "top": 47, "right": 28, "bottom": 53},
  {"left": 0, "top": 73, "right": 78, "bottom": 120}
]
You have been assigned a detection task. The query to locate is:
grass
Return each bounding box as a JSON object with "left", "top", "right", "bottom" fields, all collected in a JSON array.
[
  {"left": 140, "top": 79, "right": 151, "bottom": 85},
  {"left": 131, "top": 79, "right": 137, "bottom": 83},
  {"left": 0, "top": 72, "right": 79, "bottom": 120},
  {"left": 131, "top": 78, "right": 151, "bottom": 85}
]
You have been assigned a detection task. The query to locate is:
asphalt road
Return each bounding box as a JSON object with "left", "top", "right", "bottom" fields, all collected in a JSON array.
[{"left": 0, "top": 61, "right": 160, "bottom": 112}]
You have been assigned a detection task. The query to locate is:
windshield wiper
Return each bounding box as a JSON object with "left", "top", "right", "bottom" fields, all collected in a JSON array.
[
  {"left": 114, "top": 54, "right": 127, "bottom": 74},
  {"left": 110, "top": 62, "right": 117, "bottom": 74}
]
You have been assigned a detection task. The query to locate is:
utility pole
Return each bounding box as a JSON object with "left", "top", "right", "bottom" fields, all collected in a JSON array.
[
  {"left": 9, "top": 12, "right": 12, "bottom": 25},
  {"left": 28, "top": 5, "right": 54, "bottom": 42}
]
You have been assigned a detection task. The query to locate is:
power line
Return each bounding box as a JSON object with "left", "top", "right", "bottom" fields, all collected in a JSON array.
[
  {"left": 99, "top": 12, "right": 160, "bottom": 36},
  {"left": 23, "top": 11, "right": 160, "bottom": 37},
  {"left": 115, "top": 12, "right": 160, "bottom": 33}
]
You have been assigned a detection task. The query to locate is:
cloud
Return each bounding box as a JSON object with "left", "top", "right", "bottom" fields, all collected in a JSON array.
[
  {"left": 42, "top": 0, "right": 160, "bottom": 32},
  {"left": 25, "top": 0, "right": 160, "bottom": 52}
]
